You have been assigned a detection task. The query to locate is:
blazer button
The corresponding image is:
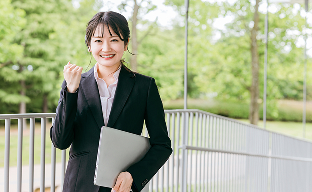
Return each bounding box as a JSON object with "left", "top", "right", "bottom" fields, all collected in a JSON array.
[{"left": 142, "top": 179, "right": 148, "bottom": 186}]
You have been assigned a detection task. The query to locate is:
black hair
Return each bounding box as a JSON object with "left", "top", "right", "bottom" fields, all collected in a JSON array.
[{"left": 85, "top": 11, "right": 130, "bottom": 47}]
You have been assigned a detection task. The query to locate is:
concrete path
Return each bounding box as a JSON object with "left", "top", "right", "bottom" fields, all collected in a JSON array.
[
  {"left": 0, "top": 163, "right": 63, "bottom": 192},
  {"left": 1, "top": 154, "right": 248, "bottom": 191}
]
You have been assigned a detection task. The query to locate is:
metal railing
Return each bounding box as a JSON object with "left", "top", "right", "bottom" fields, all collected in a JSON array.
[{"left": 1, "top": 110, "right": 312, "bottom": 192}]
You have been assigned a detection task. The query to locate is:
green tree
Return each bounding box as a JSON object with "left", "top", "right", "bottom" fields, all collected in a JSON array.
[
  {"left": 0, "top": 0, "right": 25, "bottom": 114},
  {"left": 117, "top": 0, "right": 159, "bottom": 72},
  {"left": 165, "top": 0, "right": 222, "bottom": 99},
  {"left": 165, "top": 0, "right": 311, "bottom": 122},
  {"left": 200, "top": 1, "right": 309, "bottom": 123},
  {"left": 137, "top": 25, "right": 185, "bottom": 100},
  {"left": 7, "top": 0, "right": 79, "bottom": 113}
]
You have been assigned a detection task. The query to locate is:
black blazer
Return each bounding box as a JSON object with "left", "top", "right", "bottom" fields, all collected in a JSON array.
[{"left": 50, "top": 65, "right": 172, "bottom": 192}]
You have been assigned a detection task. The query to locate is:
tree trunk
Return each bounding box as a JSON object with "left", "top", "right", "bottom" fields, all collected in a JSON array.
[
  {"left": 43, "top": 93, "right": 48, "bottom": 113},
  {"left": 19, "top": 79, "right": 27, "bottom": 129},
  {"left": 130, "top": 0, "right": 138, "bottom": 72},
  {"left": 249, "top": 0, "right": 260, "bottom": 125},
  {"left": 19, "top": 81, "right": 26, "bottom": 114}
]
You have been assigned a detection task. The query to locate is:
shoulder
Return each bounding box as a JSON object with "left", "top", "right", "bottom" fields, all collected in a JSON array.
[
  {"left": 122, "top": 64, "right": 155, "bottom": 86},
  {"left": 81, "top": 66, "right": 94, "bottom": 79},
  {"left": 134, "top": 72, "right": 154, "bottom": 82}
]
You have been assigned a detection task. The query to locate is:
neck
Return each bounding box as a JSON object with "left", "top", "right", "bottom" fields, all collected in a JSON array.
[{"left": 97, "top": 62, "right": 121, "bottom": 79}]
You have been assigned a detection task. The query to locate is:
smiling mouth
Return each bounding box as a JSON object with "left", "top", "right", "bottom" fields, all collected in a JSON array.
[{"left": 100, "top": 54, "right": 115, "bottom": 58}]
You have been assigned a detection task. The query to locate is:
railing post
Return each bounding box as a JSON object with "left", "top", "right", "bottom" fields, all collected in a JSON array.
[
  {"left": 51, "top": 118, "right": 56, "bottom": 192},
  {"left": 40, "top": 117, "right": 46, "bottom": 192},
  {"left": 306, "top": 143, "right": 310, "bottom": 192},
  {"left": 29, "top": 117, "right": 35, "bottom": 192},
  {"left": 61, "top": 149, "right": 67, "bottom": 189},
  {"left": 4, "top": 119, "right": 10, "bottom": 192},
  {"left": 181, "top": 112, "right": 188, "bottom": 192},
  {"left": 17, "top": 118, "right": 23, "bottom": 192},
  {"left": 267, "top": 132, "right": 272, "bottom": 192}
]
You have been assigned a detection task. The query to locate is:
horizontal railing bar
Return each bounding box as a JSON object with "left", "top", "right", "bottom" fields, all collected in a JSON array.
[
  {"left": 0, "top": 113, "right": 55, "bottom": 119},
  {"left": 165, "top": 109, "right": 312, "bottom": 143},
  {"left": 1, "top": 110, "right": 312, "bottom": 143},
  {"left": 180, "top": 145, "right": 312, "bottom": 162}
]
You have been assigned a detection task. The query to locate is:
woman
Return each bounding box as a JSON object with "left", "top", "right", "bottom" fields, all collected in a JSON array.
[{"left": 50, "top": 11, "right": 172, "bottom": 192}]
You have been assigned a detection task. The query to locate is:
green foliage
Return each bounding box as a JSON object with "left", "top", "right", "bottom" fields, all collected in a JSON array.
[
  {"left": 1, "top": 0, "right": 311, "bottom": 123},
  {"left": 164, "top": 99, "right": 312, "bottom": 122},
  {"left": 0, "top": 0, "right": 26, "bottom": 108},
  {"left": 178, "top": 0, "right": 311, "bottom": 120},
  {"left": 136, "top": 26, "right": 184, "bottom": 100},
  {"left": 0, "top": 0, "right": 101, "bottom": 113},
  {"left": 0, "top": 0, "right": 25, "bottom": 63}
]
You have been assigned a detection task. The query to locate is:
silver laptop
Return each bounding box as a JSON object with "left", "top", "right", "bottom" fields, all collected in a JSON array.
[{"left": 94, "top": 126, "right": 150, "bottom": 192}]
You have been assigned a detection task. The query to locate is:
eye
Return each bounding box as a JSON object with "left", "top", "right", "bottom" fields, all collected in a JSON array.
[
  {"left": 111, "top": 39, "right": 118, "bottom": 42},
  {"left": 95, "top": 39, "right": 102, "bottom": 43}
]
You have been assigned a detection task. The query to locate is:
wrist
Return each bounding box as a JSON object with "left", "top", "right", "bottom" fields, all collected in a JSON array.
[
  {"left": 66, "top": 86, "right": 77, "bottom": 93},
  {"left": 65, "top": 86, "right": 78, "bottom": 93}
]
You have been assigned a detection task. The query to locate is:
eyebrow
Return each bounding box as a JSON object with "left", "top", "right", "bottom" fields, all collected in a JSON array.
[{"left": 93, "top": 35, "right": 119, "bottom": 38}]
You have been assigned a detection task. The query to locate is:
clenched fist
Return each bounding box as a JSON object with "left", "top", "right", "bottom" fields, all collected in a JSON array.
[{"left": 63, "top": 62, "right": 83, "bottom": 93}]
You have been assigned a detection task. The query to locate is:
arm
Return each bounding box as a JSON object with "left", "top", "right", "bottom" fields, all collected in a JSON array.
[
  {"left": 50, "top": 63, "right": 83, "bottom": 149},
  {"left": 50, "top": 80, "right": 78, "bottom": 149},
  {"left": 126, "top": 78, "right": 172, "bottom": 191}
]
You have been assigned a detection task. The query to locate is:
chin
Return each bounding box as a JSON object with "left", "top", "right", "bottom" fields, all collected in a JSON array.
[{"left": 97, "top": 61, "right": 120, "bottom": 67}]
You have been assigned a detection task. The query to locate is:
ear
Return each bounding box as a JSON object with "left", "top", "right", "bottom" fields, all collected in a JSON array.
[
  {"left": 124, "top": 39, "right": 129, "bottom": 51},
  {"left": 88, "top": 46, "right": 91, "bottom": 52}
]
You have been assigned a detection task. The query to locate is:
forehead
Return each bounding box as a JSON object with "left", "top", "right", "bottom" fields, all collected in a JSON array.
[{"left": 93, "top": 24, "right": 117, "bottom": 37}]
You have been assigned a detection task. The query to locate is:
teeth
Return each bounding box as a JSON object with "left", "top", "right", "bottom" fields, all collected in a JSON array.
[{"left": 101, "top": 55, "right": 114, "bottom": 58}]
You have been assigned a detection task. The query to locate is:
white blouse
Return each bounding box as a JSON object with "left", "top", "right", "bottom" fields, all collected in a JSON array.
[{"left": 94, "top": 63, "right": 121, "bottom": 126}]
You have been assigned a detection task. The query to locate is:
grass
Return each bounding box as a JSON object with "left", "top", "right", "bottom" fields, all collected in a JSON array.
[
  {"left": 237, "top": 119, "right": 312, "bottom": 141},
  {"left": 164, "top": 99, "right": 312, "bottom": 122}
]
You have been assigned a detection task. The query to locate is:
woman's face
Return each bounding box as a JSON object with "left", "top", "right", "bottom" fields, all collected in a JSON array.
[{"left": 90, "top": 24, "right": 127, "bottom": 68}]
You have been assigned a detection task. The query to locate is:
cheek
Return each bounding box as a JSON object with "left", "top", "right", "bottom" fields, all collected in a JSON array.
[
  {"left": 90, "top": 44, "right": 100, "bottom": 53},
  {"left": 118, "top": 45, "right": 126, "bottom": 53}
]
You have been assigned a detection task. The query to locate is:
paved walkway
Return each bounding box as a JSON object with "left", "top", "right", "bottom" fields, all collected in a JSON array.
[
  {"left": 1, "top": 154, "right": 247, "bottom": 191},
  {"left": 0, "top": 163, "right": 63, "bottom": 192}
]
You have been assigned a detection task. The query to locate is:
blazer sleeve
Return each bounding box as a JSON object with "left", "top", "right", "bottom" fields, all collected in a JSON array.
[
  {"left": 50, "top": 80, "right": 78, "bottom": 150},
  {"left": 126, "top": 78, "right": 172, "bottom": 191}
]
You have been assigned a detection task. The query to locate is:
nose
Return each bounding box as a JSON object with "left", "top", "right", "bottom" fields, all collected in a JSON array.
[{"left": 101, "top": 40, "right": 111, "bottom": 52}]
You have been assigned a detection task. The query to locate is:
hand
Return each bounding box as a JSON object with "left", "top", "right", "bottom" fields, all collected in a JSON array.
[
  {"left": 111, "top": 172, "right": 133, "bottom": 192},
  {"left": 63, "top": 62, "right": 83, "bottom": 93}
]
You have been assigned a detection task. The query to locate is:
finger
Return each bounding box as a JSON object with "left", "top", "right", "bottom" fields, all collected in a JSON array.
[
  {"left": 73, "top": 67, "right": 83, "bottom": 75},
  {"left": 78, "top": 66, "right": 83, "bottom": 73},
  {"left": 113, "top": 177, "right": 122, "bottom": 192},
  {"left": 66, "top": 61, "right": 72, "bottom": 66},
  {"left": 68, "top": 64, "right": 77, "bottom": 70},
  {"left": 72, "top": 65, "right": 81, "bottom": 72},
  {"left": 64, "top": 63, "right": 74, "bottom": 71},
  {"left": 75, "top": 66, "right": 82, "bottom": 71},
  {"left": 119, "top": 181, "right": 127, "bottom": 192},
  {"left": 120, "top": 179, "right": 132, "bottom": 192},
  {"left": 64, "top": 63, "right": 71, "bottom": 70},
  {"left": 65, "top": 65, "right": 78, "bottom": 74}
]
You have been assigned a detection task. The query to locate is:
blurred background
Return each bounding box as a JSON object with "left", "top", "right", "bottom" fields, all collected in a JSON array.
[{"left": 1, "top": 0, "right": 312, "bottom": 138}]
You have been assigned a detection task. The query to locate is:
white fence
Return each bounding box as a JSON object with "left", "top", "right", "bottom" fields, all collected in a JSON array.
[{"left": 1, "top": 109, "right": 312, "bottom": 192}]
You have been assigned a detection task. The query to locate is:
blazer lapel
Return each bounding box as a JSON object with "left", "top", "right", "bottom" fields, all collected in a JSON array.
[
  {"left": 107, "top": 65, "right": 135, "bottom": 128},
  {"left": 81, "top": 66, "right": 104, "bottom": 129}
]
